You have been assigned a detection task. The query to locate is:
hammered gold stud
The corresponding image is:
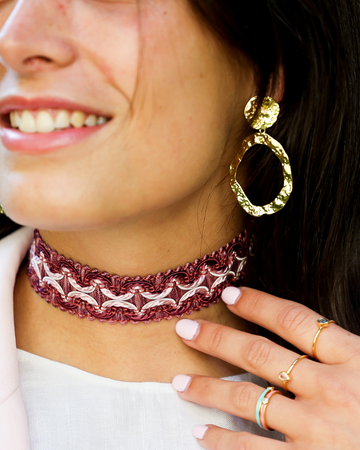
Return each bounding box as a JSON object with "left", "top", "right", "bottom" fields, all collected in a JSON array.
[{"left": 244, "top": 96, "right": 280, "bottom": 131}]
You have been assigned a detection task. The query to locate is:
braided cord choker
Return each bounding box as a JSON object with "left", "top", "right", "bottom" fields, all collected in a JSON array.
[{"left": 27, "top": 229, "right": 248, "bottom": 324}]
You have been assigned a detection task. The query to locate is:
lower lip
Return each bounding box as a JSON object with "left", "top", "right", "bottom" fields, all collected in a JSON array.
[{"left": 0, "top": 125, "right": 105, "bottom": 154}]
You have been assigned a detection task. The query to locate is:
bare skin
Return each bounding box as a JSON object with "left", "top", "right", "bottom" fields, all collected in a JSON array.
[
  {"left": 14, "top": 260, "right": 255, "bottom": 382},
  {"left": 0, "top": 0, "right": 255, "bottom": 383},
  {"left": 2, "top": 2, "right": 359, "bottom": 448}
]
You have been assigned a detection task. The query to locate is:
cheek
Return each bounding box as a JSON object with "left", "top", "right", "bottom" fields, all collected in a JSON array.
[
  {"left": 0, "top": 1, "right": 239, "bottom": 231},
  {"left": 74, "top": 1, "right": 140, "bottom": 100},
  {"left": 94, "top": 4, "right": 237, "bottom": 216},
  {"left": 115, "top": 48, "right": 235, "bottom": 202}
]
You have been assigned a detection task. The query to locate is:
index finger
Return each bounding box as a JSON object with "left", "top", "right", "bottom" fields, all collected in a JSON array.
[{"left": 222, "top": 286, "right": 359, "bottom": 365}]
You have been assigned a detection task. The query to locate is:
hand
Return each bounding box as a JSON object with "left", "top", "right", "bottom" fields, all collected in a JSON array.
[{"left": 172, "top": 286, "right": 360, "bottom": 449}]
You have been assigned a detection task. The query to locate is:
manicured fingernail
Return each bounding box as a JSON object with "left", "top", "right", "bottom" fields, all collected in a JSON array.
[
  {"left": 175, "top": 319, "right": 200, "bottom": 340},
  {"left": 172, "top": 374, "right": 193, "bottom": 392},
  {"left": 221, "top": 286, "right": 242, "bottom": 305},
  {"left": 192, "top": 425, "right": 209, "bottom": 440}
]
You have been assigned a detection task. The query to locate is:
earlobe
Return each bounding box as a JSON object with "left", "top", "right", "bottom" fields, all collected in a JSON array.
[{"left": 268, "top": 65, "right": 285, "bottom": 103}]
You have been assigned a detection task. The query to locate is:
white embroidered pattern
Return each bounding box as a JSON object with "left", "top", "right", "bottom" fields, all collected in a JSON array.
[{"left": 28, "top": 229, "right": 248, "bottom": 324}]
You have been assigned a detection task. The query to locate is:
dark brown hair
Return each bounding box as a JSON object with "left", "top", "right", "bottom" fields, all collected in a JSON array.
[
  {"left": 187, "top": 0, "right": 360, "bottom": 333},
  {"left": 2, "top": 0, "right": 360, "bottom": 334}
]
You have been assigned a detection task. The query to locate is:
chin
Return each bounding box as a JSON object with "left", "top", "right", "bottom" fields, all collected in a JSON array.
[{"left": 3, "top": 200, "right": 96, "bottom": 232}]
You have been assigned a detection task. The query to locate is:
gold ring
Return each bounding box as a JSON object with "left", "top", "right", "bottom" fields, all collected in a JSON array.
[
  {"left": 262, "top": 389, "right": 283, "bottom": 431},
  {"left": 312, "top": 318, "right": 336, "bottom": 360},
  {"left": 278, "top": 355, "right": 308, "bottom": 391}
]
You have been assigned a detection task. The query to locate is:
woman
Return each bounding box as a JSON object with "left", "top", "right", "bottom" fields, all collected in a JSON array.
[{"left": 0, "top": 0, "right": 359, "bottom": 449}]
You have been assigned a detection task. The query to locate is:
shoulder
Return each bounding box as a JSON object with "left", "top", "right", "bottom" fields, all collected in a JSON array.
[
  {"left": 0, "top": 227, "right": 34, "bottom": 268},
  {"left": 0, "top": 226, "right": 33, "bottom": 401},
  {"left": 0, "top": 227, "right": 33, "bottom": 450}
]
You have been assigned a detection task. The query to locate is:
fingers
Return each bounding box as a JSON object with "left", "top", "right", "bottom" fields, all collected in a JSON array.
[
  {"left": 191, "top": 424, "right": 290, "bottom": 450},
  {"left": 172, "top": 375, "right": 305, "bottom": 437},
  {"left": 175, "top": 319, "right": 319, "bottom": 396},
  {"left": 222, "top": 286, "right": 360, "bottom": 365}
]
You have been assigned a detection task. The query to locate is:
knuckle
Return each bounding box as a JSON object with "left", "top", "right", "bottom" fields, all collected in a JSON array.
[
  {"left": 245, "top": 291, "right": 268, "bottom": 318},
  {"left": 193, "top": 377, "right": 213, "bottom": 401},
  {"left": 213, "top": 431, "right": 253, "bottom": 450},
  {"left": 244, "top": 337, "right": 272, "bottom": 371},
  {"left": 213, "top": 432, "right": 225, "bottom": 450},
  {"left": 211, "top": 429, "right": 255, "bottom": 450},
  {"left": 234, "top": 432, "right": 255, "bottom": 450},
  {"left": 212, "top": 428, "right": 230, "bottom": 450},
  {"left": 276, "top": 304, "right": 312, "bottom": 335},
  {"left": 208, "top": 324, "right": 226, "bottom": 353},
  {"left": 231, "top": 382, "right": 257, "bottom": 414}
]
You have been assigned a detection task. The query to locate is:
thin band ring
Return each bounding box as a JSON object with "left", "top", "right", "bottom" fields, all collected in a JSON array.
[
  {"left": 278, "top": 355, "right": 308, "bottom": 391},
  {"left": 312, "top": 318, "right": 336, "bottom": 360},
  {"left": 260, "top": 389, "right": 283, "bottom": 431},
  {"left": 256, "top": 387, "right": 274, "bottom": 428}
]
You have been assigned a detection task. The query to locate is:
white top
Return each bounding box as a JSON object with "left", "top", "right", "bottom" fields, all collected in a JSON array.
[{"left": 18, "top": 349, "right": 284, "bottom": 449}]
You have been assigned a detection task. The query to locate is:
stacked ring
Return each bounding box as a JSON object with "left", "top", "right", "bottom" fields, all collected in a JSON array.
[
  {"left": 260, "top": 389, "right": 283, "bottom": 431},
  {"left": 256, "top": 387, "right": 282, "bottom": 430},
  {"left": 256, "top": 387, "right": 273, "bottom": 428}
]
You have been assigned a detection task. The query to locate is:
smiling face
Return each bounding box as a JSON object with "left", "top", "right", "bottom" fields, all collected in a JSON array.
[{"left": 0, "top": 0, "right": 254, "bottom": 231}]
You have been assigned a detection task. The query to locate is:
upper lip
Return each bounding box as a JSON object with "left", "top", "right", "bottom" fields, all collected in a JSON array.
[{"left": 0, "top": 96, "right": 111, "bottom": 117}]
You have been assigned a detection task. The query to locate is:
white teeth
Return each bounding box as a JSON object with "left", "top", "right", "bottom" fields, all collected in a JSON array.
[
  {"left": 9, "top": 109, "right": 109, "bottom": 132},
  {"left": 36, "top": 110, "right": 55, "bottom": 133},
  {"left": 70, "top": 111, "right": 85, "bottom": 128},
  {"left": 14, "top": 111, "right": 21, "bottom": 127},
  {"left": 19, "top": 110, "right": 36, "bottom": 133},
  {"left": 10, "top": 111, "right": 21, "bottom": 128},
  {"left": 55, "top": 110, "right": 70, "bottom": 129},
  {"left": 85, "top": 114, "right": 97, "bottom": 127}
]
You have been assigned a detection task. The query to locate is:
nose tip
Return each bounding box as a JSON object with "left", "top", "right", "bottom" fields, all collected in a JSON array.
[{"left": 0, "top": 1, "right": 76, "bottom": 75}]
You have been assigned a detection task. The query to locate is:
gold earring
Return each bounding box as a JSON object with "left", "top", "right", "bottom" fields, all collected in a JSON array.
[{"left": 229, "top": 96, "right": 293, "bottom": 217}]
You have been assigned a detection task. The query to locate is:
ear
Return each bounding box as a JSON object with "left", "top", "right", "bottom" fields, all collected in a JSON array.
[{"left": 268, "top": 65, "right": 285, "bottom": 103}]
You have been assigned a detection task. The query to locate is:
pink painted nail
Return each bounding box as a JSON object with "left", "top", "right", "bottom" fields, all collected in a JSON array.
[
  {"left": 192, "top": 425, "right": 209, "bottom": 440},
  {"left": 172, "top": 374, "right": 192, "bottom": 392},
  {"left": 175, "top": 319, "right": 200, "bottom": 340},
  {"left": 221, "top": 286, "right": 242, "bottom": 305}
]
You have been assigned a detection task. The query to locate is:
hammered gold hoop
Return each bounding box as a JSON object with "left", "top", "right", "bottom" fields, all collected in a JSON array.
[{"left": 229, "top": 96, "right": 293, "bottom": 217}]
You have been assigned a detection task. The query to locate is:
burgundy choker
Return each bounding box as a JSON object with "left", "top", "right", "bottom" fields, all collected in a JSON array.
[{"left": 27, "top": 229, "right": 248, "bottom": 324}]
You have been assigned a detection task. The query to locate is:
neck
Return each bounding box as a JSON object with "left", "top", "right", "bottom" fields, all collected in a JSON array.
[
  {"left": 14, "top": 188, "right": 253, "bottom": 382},
  {"left": 37, "top": 189, "right": 244, "bottom": 278}
]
